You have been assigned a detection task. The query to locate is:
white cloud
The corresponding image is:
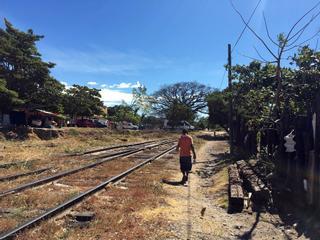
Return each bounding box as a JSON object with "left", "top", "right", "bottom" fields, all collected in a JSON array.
[
  {"left": 59, "top": 81, "right": 71, "bottom": 89},
  {"left": 109, "top": 81, "right": 142, "bottom": 89},
  {"left": 131, "top": 81, "right": 143, "bottom": 88},
  {"left": 87, "top": 81, "right": 97, "bottom": 86},
  {"left": 100, "top": 88, "right": 133, "bottom": 106},
  {"left": 101, "top": 84, "right": 107, "bottom": 88}
]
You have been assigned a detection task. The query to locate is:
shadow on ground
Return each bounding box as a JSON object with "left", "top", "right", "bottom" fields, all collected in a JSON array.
[
  {"left": 161, "top": 179, "right": 184, "bottom": 186},
  {"left": 273, "top": 190, "right": 320, "bottom": 240},
  {"left": 196, "top": 133, "right": 229, "bottom": 141}
]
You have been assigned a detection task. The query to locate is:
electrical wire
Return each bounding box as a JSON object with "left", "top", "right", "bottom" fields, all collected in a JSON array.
[{"left": 231, "top": 0, "right": 263, "bottom": 52}]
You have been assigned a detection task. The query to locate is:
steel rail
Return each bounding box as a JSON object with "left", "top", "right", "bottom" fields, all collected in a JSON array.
[
  {"left": 0, "top": 167, "right": 52, "bottom": 182},
  {"left": 0, "top": 145, "right": 175, "bottom": 240},
  {"left": 76, "top": 139, "right": 161, "bottom": 155},
  {"left": 0, "top": 141, "right": 173, "bottom": 197}
]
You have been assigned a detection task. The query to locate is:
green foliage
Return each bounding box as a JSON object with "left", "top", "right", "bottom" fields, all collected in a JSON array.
[
  {"left": 0, "top": 78, "right": 23, "bottom": 111},
  {"left": 208, "top": 46, "right": 320, "bottom": 133},
  {"left": 0, "top": 19, "right": 107, "bottom": 116},
  {"left": 165, "top": 101, "right": 194, "bottom": 126},
  {"left": 141, "top": 116, "right": 163, "bottom": 126},
  {"left": 207, "top": 90, "right": 228, "bottom": 131},
  {"left": 152, "top": 81, "right": 211, "bottom": 116},
  {"left": 194, "top": 116, "right": 208, "bottom": 129},
  {"left": 131, "top": 86, "right": 152, "bottom": 117},
  {"left": 30, "top": 77, "right": 65, "bottom": 113},
  {"left": 63, "top": 85, "right": 104, "bottom": 118},
  {"left": 0, "top": 19, "right": 56, "bottom": 106},
  {"left": 108, "top": 104, "right": 140, "bottom": 124}
]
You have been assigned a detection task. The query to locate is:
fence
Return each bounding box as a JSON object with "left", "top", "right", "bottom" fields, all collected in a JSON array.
[{"left": 232, "top": 91, "right": 320, "bottom": 209}]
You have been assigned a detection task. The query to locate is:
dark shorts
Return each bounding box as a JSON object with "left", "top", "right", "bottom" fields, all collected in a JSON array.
[{"left": 180, "top": 156, "right": 192, "bottom": 172}]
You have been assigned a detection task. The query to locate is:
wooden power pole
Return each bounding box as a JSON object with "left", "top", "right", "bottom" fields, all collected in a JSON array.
[{"left": 228, "top": 44, "right": 234, "bottom": 155}]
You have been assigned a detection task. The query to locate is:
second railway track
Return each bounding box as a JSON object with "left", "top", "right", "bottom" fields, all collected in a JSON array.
[
  {"left": 0, "top": 139, "right": 173, "bottom": 197},
  {"left": 0, "top": 140, "right": 176, "bottom": 239}
]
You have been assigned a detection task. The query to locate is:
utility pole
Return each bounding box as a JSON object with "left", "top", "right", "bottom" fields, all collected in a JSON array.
[{"left": 228, "top": 44, "right": 234, "bottom": 155}]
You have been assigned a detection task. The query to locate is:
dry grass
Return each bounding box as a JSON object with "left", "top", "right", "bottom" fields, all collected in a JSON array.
[
  {"left": 0, "top": 128, "right": 178, "bottom": 164},
  {"left": 0, "top": 130, "right": 205, "bottom": 239},
  {"left": 209, "top": 167, "right": 229, "bottom": 209},
  {"left": 0, "top": 129, "right": 180, "bottom": 192},
  {"left": 13, "top": 149, "right": 178, "bottom": 239}
]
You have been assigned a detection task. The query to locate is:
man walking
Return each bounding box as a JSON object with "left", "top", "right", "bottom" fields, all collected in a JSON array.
[{"left": 176, "top": 129, "right": 196, "bottom": 184}]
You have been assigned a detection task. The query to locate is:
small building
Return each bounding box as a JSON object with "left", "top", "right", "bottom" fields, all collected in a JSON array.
[{"left": 0, "top": 109, "right": 66, "bottom": 128}]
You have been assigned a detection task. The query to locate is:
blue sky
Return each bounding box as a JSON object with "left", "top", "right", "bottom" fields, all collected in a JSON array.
[{"left": 1, "top": 0, "right": 319, "bottom": 105}]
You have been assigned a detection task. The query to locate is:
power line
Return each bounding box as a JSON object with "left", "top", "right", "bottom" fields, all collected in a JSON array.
[
  {"left": 231, "top": 0, "right": 263, "bottom": 52},
  {"left": 219, "top": 0, "right": 262, "bottom": 90},
  {"left": 219, "top": 69, "right": 227, "bottom": 89}
]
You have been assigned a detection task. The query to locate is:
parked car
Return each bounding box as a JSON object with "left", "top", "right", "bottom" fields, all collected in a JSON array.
[
  {"left": 75, "top": 119, "right": 96, "bottom": 128},
  {"left": 93, "top": 119, "right": 108, "bottom": 128},
  {"left": 121, "top": 121, "right": 139, "bottom": 130},
  {"left": 163, "top": 120, "right": 195, "bottom": 130}
]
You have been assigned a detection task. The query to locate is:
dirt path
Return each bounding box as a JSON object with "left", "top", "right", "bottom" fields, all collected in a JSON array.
[{"left": 157, "top": 138, "right": 307, "bottom": 240}]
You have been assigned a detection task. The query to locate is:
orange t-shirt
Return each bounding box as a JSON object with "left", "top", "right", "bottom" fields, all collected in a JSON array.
[{"left": 178, "top": 134, "right": 193, "bottom": 157}]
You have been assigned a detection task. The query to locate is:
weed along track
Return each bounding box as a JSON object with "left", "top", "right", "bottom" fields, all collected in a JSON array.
[
  {"left": 0, "top": 139, "right": 171, "bottom": 193},
  {"left": 0, "top": 140, "right": 176, "bottom": 239}
]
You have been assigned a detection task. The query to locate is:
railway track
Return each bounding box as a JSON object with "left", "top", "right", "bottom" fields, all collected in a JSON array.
[
  {"left": 0, "top": 140, "right": 176, "bottom": 239},
  {"left": 0, "top": 139, "right": 173, "bottom": 197},
  {"left": 0, "top": 139, "right": 171, "bottom": 190}
]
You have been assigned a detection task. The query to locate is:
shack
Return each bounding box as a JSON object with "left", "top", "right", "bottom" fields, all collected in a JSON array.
[{"left": 0, "top": 109, "right": 66, "bottom": 128}]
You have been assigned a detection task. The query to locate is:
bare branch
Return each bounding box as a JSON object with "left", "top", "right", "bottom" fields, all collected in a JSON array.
[
  {"left": 230, "top": 0, "right": 278, "bottom": 59},
  {"left": 254, "top": 46, "right": 269, "bottom": 62},
  {"left": 287, "top": 11, "right": 320, "bottom": 47},
  {"left": 263, "top": 13, "right": 279, "bottom": 47},
  {"left": 284, "top": 29, "right": 320, "bottom": 52},
  {"left": 232, "top": 0, "right": 262, "bottom": 52},
  {"left": 236, "top": 51, "right": 276, "bottom": 64},
  {"left": 285, "top": 1, "right": 320, "bottom": 44}
]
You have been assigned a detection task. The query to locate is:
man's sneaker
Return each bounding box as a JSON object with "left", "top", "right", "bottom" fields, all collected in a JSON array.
[{"left": 181, "top": 175, "right": 187, "bottom": 183}]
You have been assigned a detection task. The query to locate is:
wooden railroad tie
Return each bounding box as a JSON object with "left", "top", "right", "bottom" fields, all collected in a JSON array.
[{"left": 228, "top": 164, "right": 244, "bottom": 213}]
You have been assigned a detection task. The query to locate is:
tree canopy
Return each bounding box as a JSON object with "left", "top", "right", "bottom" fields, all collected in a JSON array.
[
  {"left": 207, "top": 46, "right": 320, "bottom": 132},
  {"left": 152, "top": 81, "right": 211, "bottom": 123},
  {"left": 0, "top": 19, "right": 57, "bottom": 107},
  {"left": 0, "top": 78, "right": 23, "bottom": 111},
  {"left": 107, "top": 104, "right": 140, "bottom": 124},
  {"left": 63, "top": 85, "right": 104, "bottom": 118},
  {"left": 0, "top": 19, "right": 106, "bottom": 117}
]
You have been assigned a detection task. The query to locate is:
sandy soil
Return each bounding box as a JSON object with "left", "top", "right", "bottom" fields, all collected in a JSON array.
[
  {"left": 152, "top": 137, "right": 308, "bottom": 240},
  {"left": 3, "top": 132, "right": 311, "bottom": 240}
]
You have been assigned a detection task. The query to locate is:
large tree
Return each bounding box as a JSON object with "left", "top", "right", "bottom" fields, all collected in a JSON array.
[
  {"left": 152, "top": 81, "right": 211, "bottom": 117},
  {"left": 207, "top": 90, "right": 229, "bottom": 132},
  {"left": 63, "top": 85, "right": 104, "bottom": 118},
  {"left": 0, "top": 19, "right": 66, "bottom": 113},
  {"left": 30, "top": 77, "right": 65, "bottom": 113},
  {"left": 165, "top": 101, "right": 195, "bottom": 126},
  {"left": 131, "top": 86, "right": 152, "bottom": 119},
  {"left": 0, "top": 19, "right": 56, "bottom": 104},
  {"left": 108, "top": 104, "right": 140, "bottom": 124},
  {"left": 0, "top": 78, "right": 23, "bottom": 112}
]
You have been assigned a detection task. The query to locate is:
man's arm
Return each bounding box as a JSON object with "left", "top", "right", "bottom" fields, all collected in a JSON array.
[
  {"left": 191, "top": 144, "right": 196, "bottom": 163},
  {"left": 176, "top": 138, "right": 180, "bottom": 151}
]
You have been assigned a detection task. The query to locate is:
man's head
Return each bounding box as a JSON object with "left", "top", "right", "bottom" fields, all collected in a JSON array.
[{"left": 182, "top": 129, "right": 188, "bottom": 135}]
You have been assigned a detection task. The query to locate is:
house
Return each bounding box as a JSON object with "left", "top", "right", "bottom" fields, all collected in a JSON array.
[{"left": 0, "top": 109, "right": 66, "bottom": 128}]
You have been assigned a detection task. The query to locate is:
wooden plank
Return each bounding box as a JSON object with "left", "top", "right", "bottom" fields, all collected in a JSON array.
[
  {"left": 228, "top": 164, "right": 244, "bottom": 213},
  {"left": 237, "top": 160, "right": 270, "bottom": 205}
]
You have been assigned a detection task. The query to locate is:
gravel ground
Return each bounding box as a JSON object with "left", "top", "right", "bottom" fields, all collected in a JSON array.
[{"left": 156, "top": 136, "right": 308, "bottom": 240}]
